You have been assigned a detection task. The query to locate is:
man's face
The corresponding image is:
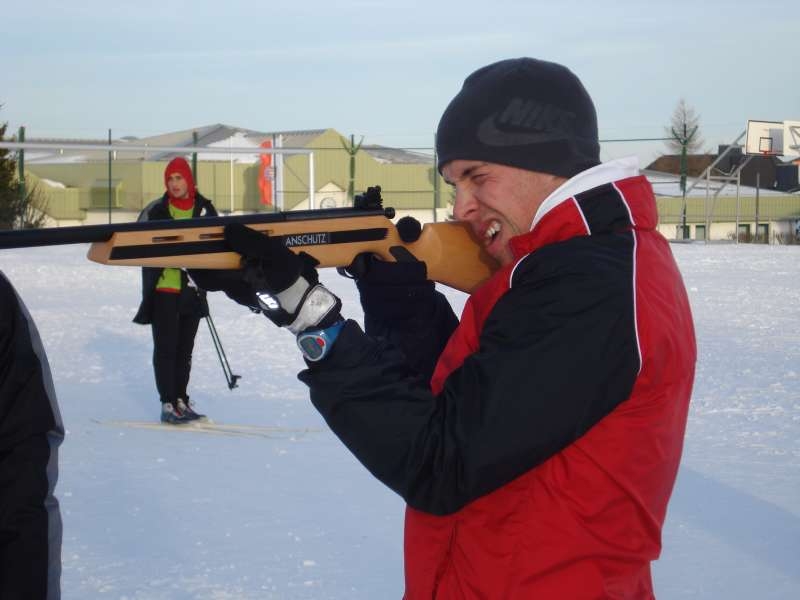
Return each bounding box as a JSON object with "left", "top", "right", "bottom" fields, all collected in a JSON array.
[
  {"left": 167, "top": 173, "right": 190, "bottom": 199},
  {"left": 441, "top": 160, "right": 566, "bottom": 265}
]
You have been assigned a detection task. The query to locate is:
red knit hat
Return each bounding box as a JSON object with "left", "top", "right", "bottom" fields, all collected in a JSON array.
[{"left": 164, "top": 157, "right": 196, "bottom": 203}]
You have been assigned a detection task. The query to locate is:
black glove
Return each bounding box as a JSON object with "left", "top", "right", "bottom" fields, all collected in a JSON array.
[
  {"left": 344, "top": 255, "right": 434, "bottom": 323},
  {"left": 224, "top": 223, "right": 341, "bottom": 334},
  {"left": 340, "top": 216, "right": 434, "bottom": 321},
  {"left": 342, "top": 218, "right": 458, "bottom": 379},
  {"left": 360, "top": 258, "right": 433, "bottom": 321}
]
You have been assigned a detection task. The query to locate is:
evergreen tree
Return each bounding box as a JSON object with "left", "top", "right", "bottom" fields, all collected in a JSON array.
[
  {"left": 0, "top": 119, "right": 18, "bottom": 228},
  {"left": 663, "top": 98, "right": 704, "bottom": 155},
  {"left": 0, "top": 112, "right": 46, "bottom": 229}
]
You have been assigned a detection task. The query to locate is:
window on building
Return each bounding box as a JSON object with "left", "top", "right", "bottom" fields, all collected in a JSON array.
[
  {"left": 757, "top": 223, "right": 769, "bottom": 244},
  {"left": 738, "top": 224, "right": 751, "bottom": 242},
  {"left": 676, "top": 225, "right": 690, "bottom": 240},
  {"left": 694, "top": 224, "right": 706, "bottom": 240}
]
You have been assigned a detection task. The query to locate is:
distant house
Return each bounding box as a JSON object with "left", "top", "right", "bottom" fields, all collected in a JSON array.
[
  {"left": 646, "top": 146, "right": 799, "bottom": 192},
  {"left": 645, "top": 147, "right": 800, "bottom": 242}
]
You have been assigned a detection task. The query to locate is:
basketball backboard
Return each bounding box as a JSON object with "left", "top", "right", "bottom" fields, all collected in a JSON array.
[
  {"left": 783, "top": 121, "right": 800, "bottom": 158},
  {"left": 745, "top": 120, "right": 784, "bottom": 155}
]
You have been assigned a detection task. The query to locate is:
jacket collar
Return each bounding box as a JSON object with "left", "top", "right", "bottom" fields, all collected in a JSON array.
[
  {"left": 532, "top": 156, "right": 640, "bottom": 229},
  {"left": 508, "top": 157, "right": 656, "bottom": 258}
]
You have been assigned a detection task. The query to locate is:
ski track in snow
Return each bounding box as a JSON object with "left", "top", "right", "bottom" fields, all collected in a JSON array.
[{"left": 1, "top": 242, "right": 798, "bottom": 599}]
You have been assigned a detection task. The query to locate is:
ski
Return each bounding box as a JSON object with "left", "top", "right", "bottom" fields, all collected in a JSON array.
[{"left": 92, "top": 418, "right": 323, "bottom": 439}]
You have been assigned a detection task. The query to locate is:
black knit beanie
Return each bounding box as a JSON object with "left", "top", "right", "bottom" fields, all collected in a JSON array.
[{"left": 436, "top": 57, "right": 600, "bottom": 178}]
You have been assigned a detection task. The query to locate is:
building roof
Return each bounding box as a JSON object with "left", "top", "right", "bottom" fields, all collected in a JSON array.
[
  {"left": 24, "top": 124, "right": 329, "bottom": 164},
  {"left": 645, "top": 154, "right": 717, "bottom": 177},
  {"left": 122, "top": 124, "right": 328, "bottom": 152},
  {"left": 646, "top": 150, "right": 795, "bottom": 175},
  {"left": 360, "top": 144, "right": 433, "bottom": 165},
  {"left": 24, "top": 125, "right": 441, "bottom": 166},
  {"left": 643, "top": 170, "right": 795, "bottom": 198}
]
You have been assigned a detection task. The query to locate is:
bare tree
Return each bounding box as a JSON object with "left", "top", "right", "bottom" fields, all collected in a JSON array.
[{"left": 664, "top": 99, "right": 704, "bottom": 155}]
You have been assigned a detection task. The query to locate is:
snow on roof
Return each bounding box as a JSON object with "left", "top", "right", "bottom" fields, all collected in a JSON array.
[{"left": 643, "top": 170, "right": 794, "bottom": 197}]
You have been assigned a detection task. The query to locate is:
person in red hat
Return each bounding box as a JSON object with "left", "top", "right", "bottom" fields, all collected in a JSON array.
[{"left": 132, "top": 157, "right": 220, "bottom": 424}]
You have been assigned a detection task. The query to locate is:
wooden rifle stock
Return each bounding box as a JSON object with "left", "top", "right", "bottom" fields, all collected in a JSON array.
[{"left": 0, "top": 205, "right": 498, "bottom": 294}]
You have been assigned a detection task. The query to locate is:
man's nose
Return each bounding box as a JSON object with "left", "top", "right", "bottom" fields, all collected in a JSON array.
[{"left": 452, "top": 189, "right": 477, "bottom": 222}]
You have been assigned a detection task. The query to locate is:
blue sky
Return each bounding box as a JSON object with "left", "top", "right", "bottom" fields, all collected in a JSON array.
[{"left": 3, "top": 0, "right": 798, "bottom": 166}]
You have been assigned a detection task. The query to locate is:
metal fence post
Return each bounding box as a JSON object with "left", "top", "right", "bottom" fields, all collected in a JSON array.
[{"left": 17, "top": 126, "right": 25, "bottom": 204}]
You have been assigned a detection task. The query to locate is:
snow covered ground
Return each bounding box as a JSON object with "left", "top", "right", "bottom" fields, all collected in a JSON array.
[{"left": 1, "top": 241, "right": 798, "bottom": 599}]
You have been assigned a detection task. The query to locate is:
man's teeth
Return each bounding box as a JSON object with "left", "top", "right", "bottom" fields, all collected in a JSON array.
[{"left": 485, "top": 222, "right": 501, "bottom": 242}]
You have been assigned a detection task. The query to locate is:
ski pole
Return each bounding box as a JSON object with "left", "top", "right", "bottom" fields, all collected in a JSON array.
[{"left": 205, "top": 311, "right": 241, "bottom": 390}]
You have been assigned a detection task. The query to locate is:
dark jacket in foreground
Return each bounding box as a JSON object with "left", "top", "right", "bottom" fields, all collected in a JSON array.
[
  {"left": 0, "top": 270, "right": 64, "bottom": 600},
  {"left": 299, "top": 161, "right": 697, "bottom": 599}
]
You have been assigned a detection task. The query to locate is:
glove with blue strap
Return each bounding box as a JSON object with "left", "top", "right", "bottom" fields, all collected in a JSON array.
[{"left": 223, "top": 224, "right": 343, "bottom": 341}]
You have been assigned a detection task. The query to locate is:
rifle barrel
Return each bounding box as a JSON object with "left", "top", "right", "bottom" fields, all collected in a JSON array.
[{"left": 0, "top": 206, "right": 395, "bottom": 250}]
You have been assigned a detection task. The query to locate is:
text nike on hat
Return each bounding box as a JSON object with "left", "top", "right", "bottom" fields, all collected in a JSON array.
[{"left": 436, "top": 57, "right": 600, "bottom": 178}]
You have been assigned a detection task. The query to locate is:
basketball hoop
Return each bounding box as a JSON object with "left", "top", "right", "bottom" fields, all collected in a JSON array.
[{"left": 745, "top": 120, "right": 785, "bottom": 157}]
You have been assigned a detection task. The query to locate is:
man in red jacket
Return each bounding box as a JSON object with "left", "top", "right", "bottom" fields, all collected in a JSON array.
[{"left": 224, "top": 57, "right": 696, "bottom": 599}]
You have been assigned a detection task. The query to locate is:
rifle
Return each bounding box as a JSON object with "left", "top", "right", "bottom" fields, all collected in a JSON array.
[{"left": 0, "top": 187, "right": 497, "bottom": 294}]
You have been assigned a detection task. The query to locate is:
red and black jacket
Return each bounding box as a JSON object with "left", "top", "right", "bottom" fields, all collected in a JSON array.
[{"left": 300, "top": 169, "right": 696, "bottom": 599}]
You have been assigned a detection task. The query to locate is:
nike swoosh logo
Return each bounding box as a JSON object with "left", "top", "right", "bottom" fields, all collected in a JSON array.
[{"left": 476, "top": 115, "right": 569, "bottom": 146}]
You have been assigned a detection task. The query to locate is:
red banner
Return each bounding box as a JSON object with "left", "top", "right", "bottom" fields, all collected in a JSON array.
[{"left": 258, "top": 140, "right": 273, "bottom": 206}]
